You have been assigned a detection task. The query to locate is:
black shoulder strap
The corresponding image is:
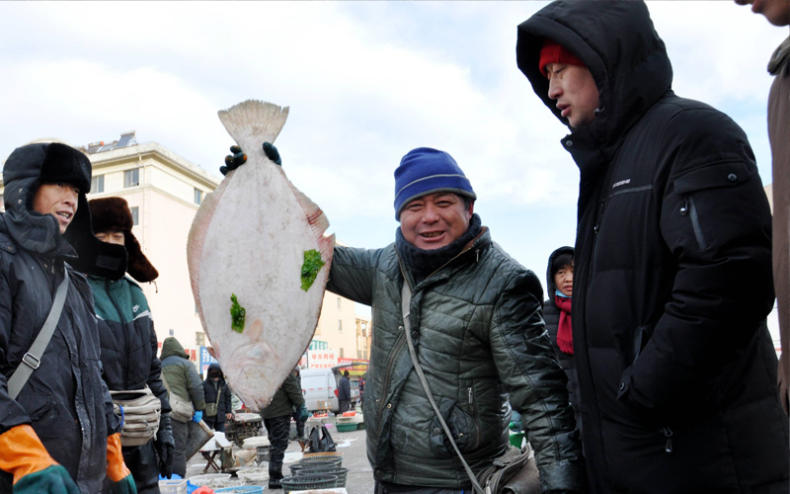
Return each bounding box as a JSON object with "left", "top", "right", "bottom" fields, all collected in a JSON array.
[{"left": 8, "top": 269, "right": 70, "bottom": 400}]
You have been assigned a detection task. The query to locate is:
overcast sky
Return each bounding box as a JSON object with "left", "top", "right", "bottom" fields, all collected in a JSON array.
[{"left": 0, "top": 1, "right": 785, "bottom": 300}]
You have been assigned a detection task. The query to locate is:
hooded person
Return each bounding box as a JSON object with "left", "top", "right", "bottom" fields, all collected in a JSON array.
[
  {"left": 542, "top": 247, "right": 580, "bottom": 431},
  {"left": 159, "top": 337, "right": 205, "bottom": 479},
  {"left": 517, "top": 1, "right": 789, "bottom": 492},
  {"left": 70, "top": 196, "right": 174, "bottom": 493},
  {"left": 201, "top": 363, "right": 232, "bottom": 432},
  {"left": 0, "top": 142, "right": 136, "bottom": 493}
]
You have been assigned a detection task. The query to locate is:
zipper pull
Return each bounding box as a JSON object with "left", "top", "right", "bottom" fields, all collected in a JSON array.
[
  {"left": 662, "top": 426, "right": 673, "bottom": 454},
  {"left": 680, "top": 200, "right": 689, "bottom": 216},
  {"left": 475, "top": 249, "right": 480, "bottom": 263},
  {"left": 468, "top": 387, "right": 473, "bottom": 405}
]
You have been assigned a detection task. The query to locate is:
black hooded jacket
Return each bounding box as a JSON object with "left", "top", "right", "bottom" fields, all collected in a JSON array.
[
  {"left": 518, "top": 2, "right": 788, "bottom": 492},
  {"left": 202, "top": 363, "right": 232, "bottom": 424},
  {"left": 0, "top": 142, "right": 122, "bottom": 493}
]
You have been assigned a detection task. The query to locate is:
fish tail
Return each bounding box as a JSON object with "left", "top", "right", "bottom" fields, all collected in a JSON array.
[{"left": 218, "top": 100, "right": 290, "bottom": 156}]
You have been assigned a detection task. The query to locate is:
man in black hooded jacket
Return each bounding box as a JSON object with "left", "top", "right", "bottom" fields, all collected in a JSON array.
[
  {"left": 0, "top": 142, "right": 136, "bottom": 493},
  {"left": 517, "top": 1, "right": 789, "bottom": 493}
]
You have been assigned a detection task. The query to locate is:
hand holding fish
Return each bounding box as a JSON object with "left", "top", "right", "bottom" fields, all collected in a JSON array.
[{"left": 220, "top": 142, "right": 281, "bottom": 175}]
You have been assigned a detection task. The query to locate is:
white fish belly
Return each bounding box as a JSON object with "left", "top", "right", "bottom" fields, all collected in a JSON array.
[{"left": 196, "top": 158, "right": 328, "bottom": 411}]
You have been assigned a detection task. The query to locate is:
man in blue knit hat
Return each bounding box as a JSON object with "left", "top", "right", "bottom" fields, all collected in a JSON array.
[{"left": 327, "top": 147, "right": 582, "bottom": 493}]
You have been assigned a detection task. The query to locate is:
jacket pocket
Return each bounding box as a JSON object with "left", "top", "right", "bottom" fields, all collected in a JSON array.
[
  {"left": 428, "top": 398, "right": 481, "bottom": 457},
  {"left": 674, "top": 161, "right": 754, "bottom": 251}
]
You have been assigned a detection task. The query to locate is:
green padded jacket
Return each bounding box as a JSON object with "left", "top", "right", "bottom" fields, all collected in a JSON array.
[{"left": 327, "top": 229, "right": 582, "bottom": 491}]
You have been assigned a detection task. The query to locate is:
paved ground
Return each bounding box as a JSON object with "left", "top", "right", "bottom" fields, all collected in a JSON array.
[{"left": 183, "top": 418, "right": 375, "bottom": 493}]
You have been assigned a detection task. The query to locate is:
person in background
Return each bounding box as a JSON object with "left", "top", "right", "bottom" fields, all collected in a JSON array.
[
  {"left": 337, "top": 370, "right": 351, "bottom": 413},
  {"left": 735, "top": 0, "right": 790, "bottom": 415},
  {"left": 542, "top": 247, "right": 580, "bottom": 431},
  {"left": 160, "top": 337, "right": 205, "bottom": 479},
  {"left": 517, "top": 1, "right": 789, "bottom": 491},
  {"left": 261, "top": 371, "right": 306, "bottom": 490},
  {"left": 0, "top": 142, "right": 135, "bottom": 494},
  {"left": 291, "top": 367, "right": 308, "bottom": 450},
  {"left": 202, "top": 363, "right": 232, "bottom": 432}
]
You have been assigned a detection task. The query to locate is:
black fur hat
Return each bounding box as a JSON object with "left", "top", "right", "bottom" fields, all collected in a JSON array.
[{"left": 89, "top": 197, "right": 158, "bottom": 282}]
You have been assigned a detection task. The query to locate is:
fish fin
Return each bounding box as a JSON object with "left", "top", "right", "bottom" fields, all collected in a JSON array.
[
  {"left": 319, "top": 233, "right": 335, "bottom": 273},
  {"left": 187, "top": 177, "right": 232, "bottom": 334},
  {"left": 218, "top": 100, "right": 289, "bottom": 156},
  {"left": 291, "top": 184, "right": 332, "bottom": 240}
]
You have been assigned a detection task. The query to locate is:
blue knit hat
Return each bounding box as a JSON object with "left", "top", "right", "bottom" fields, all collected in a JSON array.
[{"left": 393, "top": 147, "right": 476, "bottom": 220}]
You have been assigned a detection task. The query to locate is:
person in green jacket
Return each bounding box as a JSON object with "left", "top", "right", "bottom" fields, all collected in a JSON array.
[
  {"left": 261, "top": 370, "right": 307, "bottom": 490},
  {"left": 327, "top": 147, "right": 582, "bottom": 493},
  {"left": 80, "top": 196, "right": 175, "bottom": 493},
  {"left": 159, "top": 337, "right": 205, "bottom": 479}
]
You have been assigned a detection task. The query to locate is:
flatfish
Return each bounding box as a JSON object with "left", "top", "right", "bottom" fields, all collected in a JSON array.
[{"left": 187, "top": 100, "right": 335, "bottom": 411}]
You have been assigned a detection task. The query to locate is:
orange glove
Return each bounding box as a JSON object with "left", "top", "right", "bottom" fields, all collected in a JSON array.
[
  {"left": 105, "top": 433, "right": 131, "bottom": 482},
  {"left": 0, "top": 424, "right": 59, "bottom": 483}
]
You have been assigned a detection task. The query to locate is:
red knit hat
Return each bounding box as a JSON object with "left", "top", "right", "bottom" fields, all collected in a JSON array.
[{"left": 539, "top": 40, "right": 585, "bottom": 77}]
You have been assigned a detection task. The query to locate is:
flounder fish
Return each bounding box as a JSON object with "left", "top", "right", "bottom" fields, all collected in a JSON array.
[{"left": 187, "top": 100, "right": 334, "bottom": 411}]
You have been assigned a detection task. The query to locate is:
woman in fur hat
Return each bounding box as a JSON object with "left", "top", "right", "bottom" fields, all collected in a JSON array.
[{"left": 83, "top": 196, "right": 175, "bottom": 493}]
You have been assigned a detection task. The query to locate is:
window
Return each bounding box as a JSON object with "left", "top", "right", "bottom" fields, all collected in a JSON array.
[
  {"left": 194, "top": 188, "right": 203, "bottom": 205},
  {"left": 124, "top": 168, "right": 140, "bottom": 188},
  {"left": 91, "top": 175, "right": 104, "bottom": 193},
  {"left": 339, "top": 348, "right": 344, "bottom": 358},
  {"left": 337, "top": 297, "right": 341, "bottom": 309},
  {"left": 338, "top": 320, "right": 343, "bottom": 332},
  {"left": 196, "top": 332, "right": 206, "bottom": 346},
  {"left": 169, "top": 329, "right": 175, "bottom": 336},
  {"left": 130, "top": 206, "right": 139, "bottom": 225}
]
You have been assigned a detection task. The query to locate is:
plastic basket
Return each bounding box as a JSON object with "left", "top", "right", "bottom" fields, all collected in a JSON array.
[
  {"left": 158, "top": 479, "right": 187, "bottom": 494},
  {"left": 295, "top": 467, "right": 348, "bottom": 488},
  {"left": 214, "top": 487, "right": 264, "bottom": 494},
  {"left": 298, "top": 455, "right": 343, "bottom": 467},
  {"left": 336, "top": 422, "right": 357, "bottom": 432},
  {"left": 280, "top": 474, "right": 338, "bottom": 491}
]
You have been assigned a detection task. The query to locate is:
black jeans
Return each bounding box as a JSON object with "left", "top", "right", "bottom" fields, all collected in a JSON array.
[{"left": 263, "top": 415, "right": 291, "bottom": 483}]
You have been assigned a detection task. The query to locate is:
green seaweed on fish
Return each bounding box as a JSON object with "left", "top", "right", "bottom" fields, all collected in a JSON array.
[
  {"left": 230, "top": 293, "right": 246, "bottom": 333},
  {"left": 301, "top": 249, "right": 325, "bottom": 291}
]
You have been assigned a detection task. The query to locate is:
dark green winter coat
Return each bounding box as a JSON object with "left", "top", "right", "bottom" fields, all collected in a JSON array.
[
  {"left": 160, "top": 337, "right": 205, "bottom": 419},
  {"left": 327, "top": 229, "right": 581, "bottom": 491},
  {"left": 261, "top": 372, "right": 304, "bottom": 419},
  {"left": 89, "top": 275, "right": 170, "bottom": 412}
]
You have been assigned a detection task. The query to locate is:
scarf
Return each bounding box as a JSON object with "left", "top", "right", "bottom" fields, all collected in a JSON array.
[
  {"left": 396, "top": 214, "right": 482, "bottom": 285},
  {"left": 554, "top": 294, "right": 573, "bottom": 355}
]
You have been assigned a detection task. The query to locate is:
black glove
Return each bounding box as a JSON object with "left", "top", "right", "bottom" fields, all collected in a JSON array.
[
  {"left": 220, "top": 145, "right": 246, "bottom": 176},
  {"left": 219, "top": 142, "right": 281, "bottom": 175},
  {"left": 155, "top": 413, "right": 175, "bottom": 478},
  {"left": 262, "top": 142, "right": 282, "bottom": 166}
]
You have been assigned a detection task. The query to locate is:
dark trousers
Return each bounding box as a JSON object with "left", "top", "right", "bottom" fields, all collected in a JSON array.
[
  {"left": 205, "top": 414, "right": 225, "bottom": 432},
  {"left": 171, "top": 419, "right": 202, "bottom": 478},
  {"left": 263, "top": 415, "right": 291, "bottom": 484},
  {"left": 122, "top": 440, "right": 160, "bottom": 494},
  {"left": 339, "top": 399, "right": 351, "bottom": 413}
]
